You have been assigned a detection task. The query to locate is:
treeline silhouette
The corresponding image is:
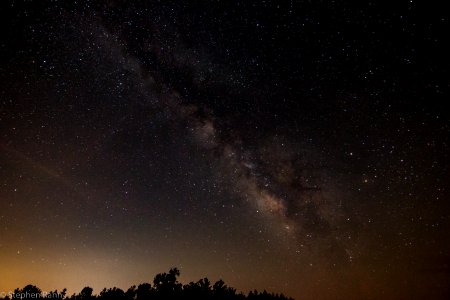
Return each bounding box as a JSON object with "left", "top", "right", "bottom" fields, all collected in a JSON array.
[{"left": 1, "top": 268, "right": 293, "bottom": 300}]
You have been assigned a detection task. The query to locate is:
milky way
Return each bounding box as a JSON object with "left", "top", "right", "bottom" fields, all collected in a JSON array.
[
  {"left": 1, "top": 1, "right": 449, "bottom": 300},
  {"left": 110, "top": 21, "right": 353, "bottom": 266}
]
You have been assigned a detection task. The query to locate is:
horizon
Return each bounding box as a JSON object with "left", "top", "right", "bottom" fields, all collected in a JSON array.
[{"left": 1, "top": 268, "right": 295, "bottom": 299}]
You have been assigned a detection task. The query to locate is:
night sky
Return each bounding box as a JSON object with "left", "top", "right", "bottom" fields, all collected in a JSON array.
[{"left": 1, "top": 1, "right": 449, "bottom": 299}]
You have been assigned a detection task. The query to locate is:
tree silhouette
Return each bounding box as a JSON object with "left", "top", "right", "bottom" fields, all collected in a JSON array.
[
  {"left": 13, "top": 285, "right": 42, "bottom": 299},
  {"left": 99, "top": 287, "right": 125, "bottom": 300},
  {"left": 152, "top": 268, "right": 182, "bottom": 299},
  {"left": 78, "top": 287, "right": 94, "bottom": 300},
  {"left": 1, "top": 268, "right": 293, "bottom": 300},
  {"left": 212, "top": 280, "right": 240, "bottom": 299},
  {"left": 135, "top": 283, "right": 152, "bottom": 300},
  {"left": 124, "top": 285, "right": 136, "bottom": 300}
]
